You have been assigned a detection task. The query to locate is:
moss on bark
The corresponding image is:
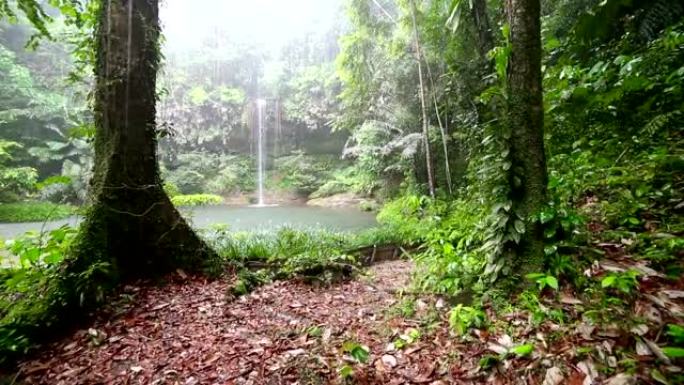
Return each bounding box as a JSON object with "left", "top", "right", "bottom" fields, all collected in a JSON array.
[{"left": 504, "top": 0, "right": 548, "bottom": 278}]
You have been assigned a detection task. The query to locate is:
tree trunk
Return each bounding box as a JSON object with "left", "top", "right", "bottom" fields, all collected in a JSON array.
[
  {"left": 71, "top": 0, "right": 214, "bottom": 278},
  {"left": 424, "top": 61, "right": 453, "bottom": 196},
  {"left": 470, "top": 0, "right": 494, "bottom": 61},
  {"left": 504, "top": 0, "right": 547, "bottom": 276},
  {"left": 409, "top": 0, "right": 435, "bottom": 198}
]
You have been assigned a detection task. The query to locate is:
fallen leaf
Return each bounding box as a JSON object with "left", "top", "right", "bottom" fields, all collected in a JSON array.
[
  {"left": 542, "top": 366, "right": 564, "bottom": 385},
  {"left": 561, "top": 294, "right": 583, "bottom": 305},
  {"left": 577, "top": 360, "right": 598, "bottom": 385},
  {"left": 487, "top": 342, "right": 508, "bottom": 355},
  {"left": 605, "top": 373, "right": 636, "bottom": 385},
  {"left": 630, "top": 324, "right": 649, "bottom": 336},
  {"left": 576, "top": 323, "right": 596, "bottom": 340},
  {"left": 636, "top": 338, "right": 652, "bottom": 356},
  {"left": 286, "top": 348, "right": 306, "bottom": 357},
  {"left": 151, "top": 303, "right": 170, "bottom": 311},
  {"left": 662, "top": 290, "right": 684, "bottom": 299}
]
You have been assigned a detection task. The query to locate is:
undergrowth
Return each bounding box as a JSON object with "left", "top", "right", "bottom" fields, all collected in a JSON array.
[
  {"left": 203, "top": 225, "right": 409, "bottom": 298},
  {"left": 0, "top": 202, "right": 75, "bottom": 223},
  {"left": 170, "top": 194, "right": 224, "bottom": 207}
]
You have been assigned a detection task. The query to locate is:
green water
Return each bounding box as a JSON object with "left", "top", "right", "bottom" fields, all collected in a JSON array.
[{"left": 0, "top": 205, "right": 377, "bottom": 240}]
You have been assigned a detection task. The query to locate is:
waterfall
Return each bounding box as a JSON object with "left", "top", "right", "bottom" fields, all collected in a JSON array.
[{"left": 256, "top": 99, "right": 266, "bottom": 206}]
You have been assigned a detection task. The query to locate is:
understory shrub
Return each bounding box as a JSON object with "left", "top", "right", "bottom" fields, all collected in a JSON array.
[
  {"left": 0, "top": 226, "right": 112, "bottom": 364},
  {"left": 0, "top": 202, "right": 75, "bottom": 223},
  {"left": 163, "top": 153, "right": 255, "bottom": 195},
  {"left": 171, "top": 194, "right": 223, "bottom": 207},
  {"left": 275, "top": 152, "right": 337, "bottom": 196}
]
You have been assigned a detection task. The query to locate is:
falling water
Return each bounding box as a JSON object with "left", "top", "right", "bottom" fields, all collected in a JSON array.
[{"left": 255, "top": 99, "right": 267, "bottom": 206}]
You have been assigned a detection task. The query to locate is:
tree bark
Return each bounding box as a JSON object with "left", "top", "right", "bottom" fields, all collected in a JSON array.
[
  {"left": 71, "top": 0, "right": 214, "bottom": 278},
  {"left": 505, "top": 0, "right": 547, "bottom": 276},
  {"left": 470, "top": 0, "right": 495, "bottom": 61},
  {"left": 409, "top": 0, "right": 435, "bottom": 198}
]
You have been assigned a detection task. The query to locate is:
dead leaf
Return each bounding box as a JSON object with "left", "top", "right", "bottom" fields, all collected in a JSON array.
[
  {"left": 487, "top": 342, "right": 508, "bottom": 355},
  {"left": 578, "top": 360, "right": 598, "bottom": 385},
  {"left": 662, "top": 290, "right": 684, "bottom": 299},
  {"left": 151, "top": 303, "right": 170, "bottom": 311},
  {"left": 542, "top": 367, "right": 564, "bottom": 385},
  {"left": 286, "top": 348, "right": 306, "bottom": 357},
  {"left": 576, "top": 323, "right": 596, "bottom": 340},
  {"left": 630, "top": 324, "right": 649, "bottom": 336},
  {"left": 605, "top": 373, "right": 636, "bottom": 385},
  {"left": 636, "top": 339, "right": 652, "bottom": 356},
  {"left": 561, "top": 294, "right": 583, "bottom": 305}
]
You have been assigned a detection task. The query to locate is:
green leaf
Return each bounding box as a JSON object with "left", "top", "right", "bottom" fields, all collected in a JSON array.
[
  {"left": 601, "top": 275, "right": 617, "bottom": 288},
  {"left": 545, "top": 276, "right": 559, "bottom": 291},
  {"left": 350, "top": 345, "right": 370, "bottom": 363},
  {"left": 514, "top": 219, "right": 525, "bottom": 234},
  {"left": 662, "top": 347, "right": 684, "bottom": 358},
  {"left": 478, "top": 354, "right": 499, "bottom": 369},
  {"left": 666, "top": 324, "right": 684, "bottom": 344},
  {"left": 510, "top": 344, "right": 534, "bottom": 357},
  {"left": 651, "top": 369, "right": 670, "bottom": 385},
  {"left": 338, "top": 365, "right": 354, "bottom": 378},
  {"left": 525, "top": 273, "right": 545, "bottom": 281},
  {"left": 407, "top": 328, "right": 421, "bottom": 340}
]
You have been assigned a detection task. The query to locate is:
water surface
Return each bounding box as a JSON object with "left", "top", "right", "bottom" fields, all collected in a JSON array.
[{"left": 0, "top": 205, "right": 376, "bottom": 240}]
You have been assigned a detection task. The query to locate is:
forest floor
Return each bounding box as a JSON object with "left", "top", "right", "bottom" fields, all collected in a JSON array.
[
  {"left": 17, "top": 260, "right": 444, "bottom": 385},
  {"left": 13, "top": 254, "right": 684, "bottom": 385}
]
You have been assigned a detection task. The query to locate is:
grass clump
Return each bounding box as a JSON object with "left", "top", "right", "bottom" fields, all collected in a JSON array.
[
  {"left": 0, "top": 202, "right": 75, "bottom": 223},
  {"left": 205, "top": 226, "right": 387, "bottom": 297},
  {"left": 171, "top": 194, "right": 223, "bottom": 207}
]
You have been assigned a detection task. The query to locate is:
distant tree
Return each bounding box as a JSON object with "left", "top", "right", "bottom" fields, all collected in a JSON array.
[
  {"left": 409, "top": 0, "right": 435, "bottom": 198},
  {"left": 504, "top": 0, "right": 547, "bottom": 277}
]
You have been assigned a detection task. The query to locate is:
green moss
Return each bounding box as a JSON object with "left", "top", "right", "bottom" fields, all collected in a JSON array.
[{"left": 0, "top": 202, "right": 75, "bottom": 223}]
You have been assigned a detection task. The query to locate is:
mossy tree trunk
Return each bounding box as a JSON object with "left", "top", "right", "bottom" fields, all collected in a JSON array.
[
  {"left": 71, "top": 0, "right": 214, "bottom": 278},
  {"left": 504, "top": 0, "right": 548, "bottom": 276}
]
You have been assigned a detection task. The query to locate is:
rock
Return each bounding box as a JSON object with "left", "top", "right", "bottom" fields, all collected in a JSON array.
[
  {"left": 306, "top": 193, "right": 364, "bottom": 208},
  {"left": 381, "top": 354, "right": 397, "bottom": 368}
]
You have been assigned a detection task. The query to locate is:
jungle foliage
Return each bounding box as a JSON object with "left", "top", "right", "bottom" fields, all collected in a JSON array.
[{"left": 0, "top": 0, "right": 682, "bottom": 377}]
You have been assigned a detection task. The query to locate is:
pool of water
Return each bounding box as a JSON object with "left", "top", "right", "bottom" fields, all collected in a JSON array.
[{"left": 0, "top": 205, "right": 377, "bottom": 240}]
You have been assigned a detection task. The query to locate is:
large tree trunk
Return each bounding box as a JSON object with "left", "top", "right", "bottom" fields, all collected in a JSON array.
[
  {"left": 504, "top": 0, "right": 547, "bottom": 276},
  {"left": 71, "top": 0, "right": 214, "bottom": 278}
]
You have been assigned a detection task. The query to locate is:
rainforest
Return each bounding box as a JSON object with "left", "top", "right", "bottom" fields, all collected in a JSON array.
[{"left": 0, "top": 0, "right": 683, "bottom": 383}]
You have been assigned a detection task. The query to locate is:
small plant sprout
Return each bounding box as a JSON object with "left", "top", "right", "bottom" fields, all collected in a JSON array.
[
  {"left": 449, "top": 305, "right": 486, "bottom": 336},
  {"left": 525, "top": 273, "right": 559, "bottom": 291},
  {"left": 601, "top": 269, "right": 640, "bottom": 295}
]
